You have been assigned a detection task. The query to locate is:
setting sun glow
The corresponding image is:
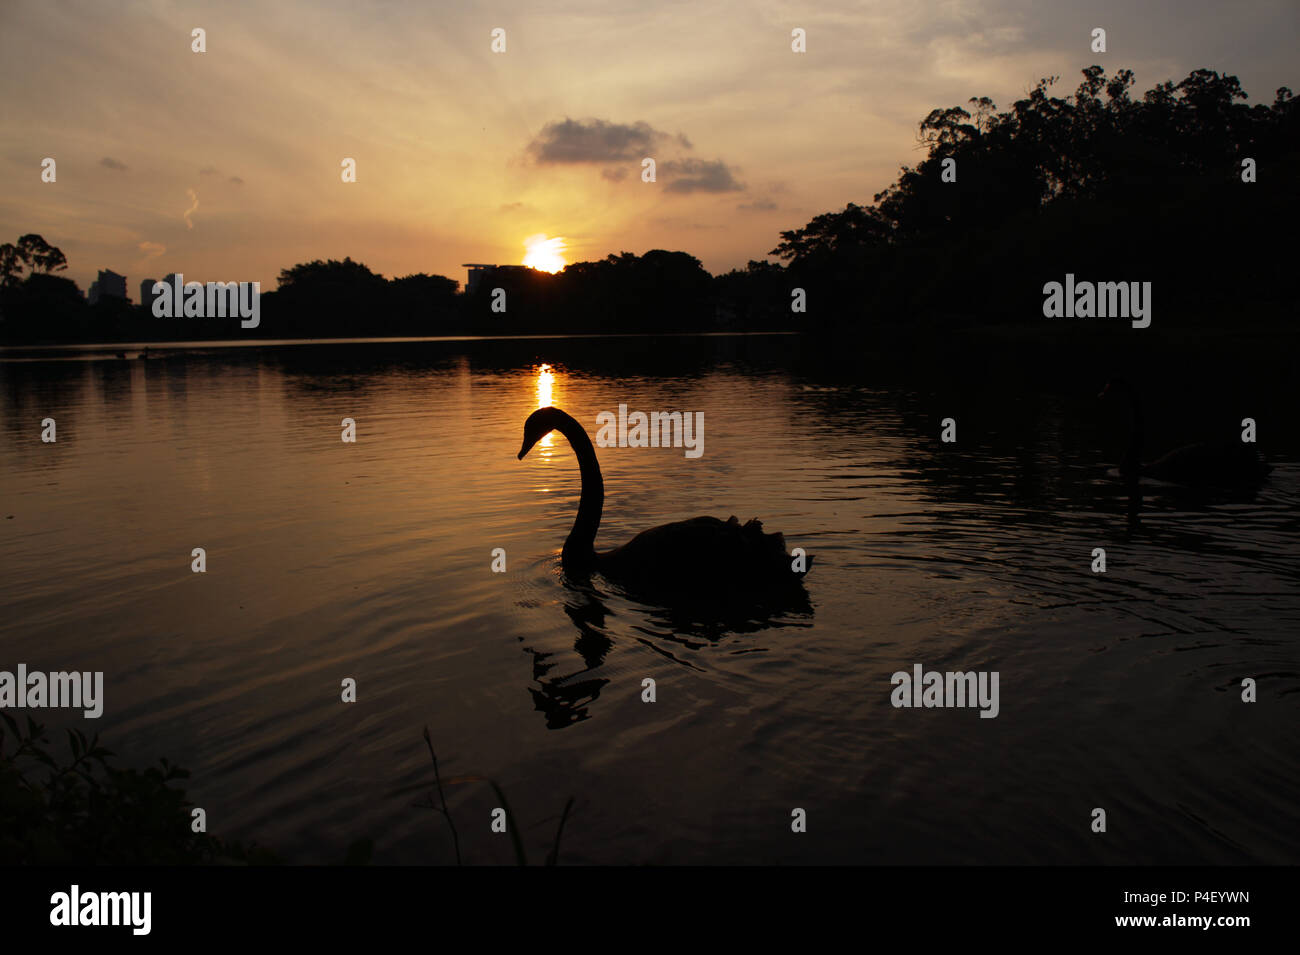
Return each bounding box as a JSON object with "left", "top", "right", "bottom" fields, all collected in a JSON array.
[{"left": 523, "top": 234, "right": 568, "bottom": 273}]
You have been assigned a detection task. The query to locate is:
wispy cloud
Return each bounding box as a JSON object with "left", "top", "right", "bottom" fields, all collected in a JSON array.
[
  {"left": 183, "top": 188, "right": 199, "bottom": 230},
  {"left": 137, "top": 240, "right": 166, "bottom": 262},
  {"left": 100, "top": 156, "right": 127, "bottom": 171}
]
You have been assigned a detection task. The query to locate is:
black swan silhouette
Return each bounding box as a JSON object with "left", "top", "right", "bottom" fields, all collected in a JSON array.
[
  {"left": 1099, "top": 378, "right": 1270, "bottom": 486},
  {"left": 517, "top": 406, "right": 811, "bottom": 602}
]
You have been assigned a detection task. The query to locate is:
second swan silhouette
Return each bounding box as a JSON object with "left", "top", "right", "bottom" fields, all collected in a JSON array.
[
  {"left": 518, "top": 406, "right": 812, "bottom": 606},
  {"left": 1099, "top": 378, "right": 1271, "bottom": 486}
]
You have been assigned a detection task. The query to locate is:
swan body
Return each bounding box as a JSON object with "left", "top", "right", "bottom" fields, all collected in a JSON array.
[
  {"left": 518, "top": 406, "right": 811, "bottom": 602},
  {"left": 1100, "top": 378, "right": 1270, "bottom": 486},
  {"left": 1140, "top": 440, "right": 1270, "bottom": 484}
]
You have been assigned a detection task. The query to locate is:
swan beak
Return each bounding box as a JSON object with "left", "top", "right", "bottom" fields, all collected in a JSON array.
[{"left": 517, "top": 440, "right": 531, "bottom": 460}]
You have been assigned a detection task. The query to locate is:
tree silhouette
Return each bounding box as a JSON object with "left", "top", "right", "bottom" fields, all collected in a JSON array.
[
  {"left": 0, "top": 234, "right": 68, "bottom": 289},
  {"left": 768, "top": 66, "right": 1298, "bottom": 332}
]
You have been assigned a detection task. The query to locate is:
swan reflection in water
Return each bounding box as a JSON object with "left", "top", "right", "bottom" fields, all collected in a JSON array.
[
  {"left": 517, "top": 569, "right": 813, "bottom": 730},
  {"left": 510, "top": 575, "right": 611, "bottom": 730}
]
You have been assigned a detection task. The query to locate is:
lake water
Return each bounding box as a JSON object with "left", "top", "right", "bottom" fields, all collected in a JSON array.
[{"left": 1, "top": 334, "right": 1296, "bottom": 864}]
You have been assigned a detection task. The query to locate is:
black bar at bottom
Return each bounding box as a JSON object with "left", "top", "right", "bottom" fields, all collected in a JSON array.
[{"left": 5, "top": 865, "right": 1295, "bottom": 941}]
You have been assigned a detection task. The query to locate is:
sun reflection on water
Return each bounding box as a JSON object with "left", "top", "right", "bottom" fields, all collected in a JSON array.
[{"left": 536, "top": 363, "right": 556, "bottom": 449}]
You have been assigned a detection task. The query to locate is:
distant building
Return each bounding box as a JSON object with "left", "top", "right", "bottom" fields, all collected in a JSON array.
[
  {"left": 462, "top": 263, "right": 535, "bottom": 296},
  {"left": 147, "top": 273, "right": 182, "bottom": 310},
  {"left": 140, "top": 278, "right": 159, "bottom": 311},
  {"left": 88, "top": 269, "right": 127, "bottom": 304},
  {"left": 462, "top": 263, "right": 495, "bottom": 296}
]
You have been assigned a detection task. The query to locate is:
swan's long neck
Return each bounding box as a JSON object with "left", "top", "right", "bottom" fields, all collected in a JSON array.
[
  {"left": 1122, "top": 386, "right": 1145, "bottom": 474},
  {"left": 554, "top": 412, "right": 604, "bottom": 564}
]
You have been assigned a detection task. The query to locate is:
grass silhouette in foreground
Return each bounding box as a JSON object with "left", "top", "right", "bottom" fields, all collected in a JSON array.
[
  {"left": 0, "top": 712, "right": 279, "bottom": 865},
  {"left": 419, "top": 725, "right": 575, "bottom": 866},
  {"left": 1, "top": 714, "right": 575, "bottom": 865}
]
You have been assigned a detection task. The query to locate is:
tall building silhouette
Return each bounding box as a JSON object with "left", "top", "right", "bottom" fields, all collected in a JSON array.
[
  {"left": 88, "top": 269, "right": 127, "bottom": 304},
  {"left": 140, "top": 278, "right": 159, "bottom": 311}
]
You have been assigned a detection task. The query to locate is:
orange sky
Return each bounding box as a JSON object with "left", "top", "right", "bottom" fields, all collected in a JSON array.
[{"left": 1, "top": 0, "right": 1294, "bottom": 295}]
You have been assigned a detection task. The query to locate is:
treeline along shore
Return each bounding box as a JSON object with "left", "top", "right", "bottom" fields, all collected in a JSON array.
[{"left": 1, "top": 66, "right": 1295, "bottom": 377}]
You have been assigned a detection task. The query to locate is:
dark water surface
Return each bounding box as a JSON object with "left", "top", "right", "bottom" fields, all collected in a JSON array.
[{"left": 2, "top": 335, "right": 1296, "bottom": 864}]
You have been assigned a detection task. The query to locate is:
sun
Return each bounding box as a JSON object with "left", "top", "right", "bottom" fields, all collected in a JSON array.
[{"left": 522, "top": 234, "right": 567, "bottom": 273}]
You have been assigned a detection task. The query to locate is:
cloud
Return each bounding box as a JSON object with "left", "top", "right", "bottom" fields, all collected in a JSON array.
[
  {"left": 137, "top": 240, "right": 166, "bottom": 261},
  {"left": 524, "top": 120, "right": 743, "bottom": 193},
  {"left": 662, "top": 158, "right": 744, "bottom": 194},
  {"left": 737, "top": 199, "right": 777, "bottom": 211},
  {"left": 100, "top": 157, "right": 127, "bottom": 171},
  {"left": 498, "top": 201, "right": 527, "bottom": 212},
  {"left": 228, "top": 175, "right": 244, "bottom": 185},
  {"left": 183, "top": 188, "right": 199, "bottom": 230},
  {"left": 527, "top": 118, "right": 686, "bottom": 163}
]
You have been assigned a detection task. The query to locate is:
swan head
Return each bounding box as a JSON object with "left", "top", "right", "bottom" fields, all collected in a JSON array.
[{"left": 518, "top": 406, "right": 560, "bottom": 460}]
